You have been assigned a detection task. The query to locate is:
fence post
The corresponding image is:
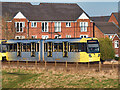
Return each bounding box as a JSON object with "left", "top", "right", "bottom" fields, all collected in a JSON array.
[
  {"left": 112, "top": 62, "right": 114, "bottom": 69},
  {"left": 35, "top": 61, "right": 37, "bottom": 69},
  {"left": 76, "top": 62, "right": 78, "bottom": 69},
  {"left": 66, "top": 61, "right": 67, "bottom": 68},
  {"left": 55, "top": 61, "right": 56, "bottom": 67},
  {"left": 99, "top": 61, "right": 101, "bottom": 71},
  {"left": 45, "top": 61, "right": 46, "bottom": 68},
  {"left": 17, "top": 60, "right": 19, "bottom": 68},
  {"left": 88, "top": 62, "right": 90, "bottom": 68},
  {"left": 8, "top": 61, "right": 10, "bottom": 68},
  {"left": 26, "top": 61, "right": 28, "bottom": 69}
]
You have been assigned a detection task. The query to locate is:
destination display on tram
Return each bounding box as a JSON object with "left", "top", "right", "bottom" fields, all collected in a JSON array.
[{"left": 87, "top": 40, "right": 98, "bottom": 43}]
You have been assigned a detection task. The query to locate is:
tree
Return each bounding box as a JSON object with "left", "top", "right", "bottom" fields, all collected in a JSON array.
[
  {"left": 2, "top": 13, "right": 16, "bottom": 40},
  {"left": 99, "top": 37, "right": 115, "bottom": 60}
]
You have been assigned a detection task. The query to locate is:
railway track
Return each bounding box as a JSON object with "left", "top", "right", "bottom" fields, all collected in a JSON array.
[{"left": 1, "top": 61, "right": 119, "bottom": 70}]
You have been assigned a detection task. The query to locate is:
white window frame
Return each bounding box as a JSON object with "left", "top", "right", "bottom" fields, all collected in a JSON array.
[
  {"left": 15, "top": 22, "right": 25, "bottom": 32},
  {"left": 31, "top": 22, "right": 37, "bottom": 27},
  {"left": 66, "top": 22, "right": 71, "bottom": 27},
  {"left": 80, "top": 35, "right": 88, "bottom": 38},
  {"left": 15, "top": 36, "right": 20, "bottom": 39},
  {"left": 66, "top": 35, "right": 71, "bottom": 38},
  {"left": 31, "top": 35, "right": 37, "bottom": 39},
  {"left": 42, "top": 22, "right": 48, "bottom": 32},
  {"left": 54, "top": 22, "right": 61, "bottom": 32},
  {"left": 42, "top": 35, "right": 49, "bottom": 39},
  {"left": 54, "top": 35, "right": 61, "bottom": 39},
  {"left": 115, "top": 54, "right": 119, "bottom": 57},
  {"left": 114, "top": 40, "right": 119, "bottom": 48},
  {"left": 80, "top": 22, "right": 88, "bottom": 32},
  {"left": 15, "top": 36, "right": 25, "bottom": 39},
  {"left": 109, "top": 35, "right": 112, "bottom": 39}
]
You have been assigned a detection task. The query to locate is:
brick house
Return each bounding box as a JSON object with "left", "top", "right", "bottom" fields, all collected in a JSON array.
[
  {"left": 91, "top": 14, "right": 120, "bottom": 57},
  {"left": 1, "top": 2, "right": 120, "bottom": 57},
  {"left": 1, "top": 2, "right": 94, "bottom": 39},
  {"left": 112, "top": 34, "right": 120, "bottom": 57}
]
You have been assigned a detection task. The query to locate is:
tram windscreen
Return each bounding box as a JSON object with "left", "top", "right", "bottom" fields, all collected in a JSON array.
[
  {"left": 87, "top": 43, "right": 100, "bottom": 53},
  {"left": 1, "top": 44, "right": 7, "bottom": 53}
]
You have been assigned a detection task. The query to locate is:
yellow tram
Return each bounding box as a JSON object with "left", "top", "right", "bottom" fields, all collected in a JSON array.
[
  {"left": 0, "top": 40, "right": 7, "bottom": 61},
  {"left": 5, "top": 37, "right": 100, "bottom": 62}
]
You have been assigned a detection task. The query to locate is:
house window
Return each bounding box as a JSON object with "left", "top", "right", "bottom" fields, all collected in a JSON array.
[
  {"left": 66, "top": 22, "right": 71, "bottom": 27},
  {"left": 66, "top": 35, "right": 71, "bottom": 38},
  {"left": 115, "top": 54, "right": 119, "bottom": 57},
  {"left": 55, "top": 22, "right": 61, "bottom": 32},
  {"left": 80, "top": 22, "right": 88, "bottom": 32},
  {"left": 108, "top": 35, "right": 112, "bottom": 39},
  {"left": 31, "top": 22, "right": 37, "bottom": 27},
  {"left": 55, "top": 35, "right": 61, "bottom": 39},
  {"left": 15, "top": 36, "right": 25, "bottom": 39},
  {"left": 42, "top": 22, "right": 48, "bottom": 32},
  {"left": 15, "top": 22, "right": 25, "bottom": 32},
  {"left": 31, "top": 35, "right": 37, "bottom": 39},
  {"left": 80, "top": 35, "right": 88, "bottom": 38},
  {"left": 114, "top": 40, "right": 119, "bottom": 48},
  {"left": 42, "top": 35, "right": 49, "bottom": 39}
]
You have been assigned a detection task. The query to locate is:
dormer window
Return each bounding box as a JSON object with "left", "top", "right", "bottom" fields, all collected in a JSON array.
[
  {"left": 31, "top": 22, "right": 37, "bottom": 27},
  {"left": 80, "top": 22, "right": 88, "bottom": 32}
]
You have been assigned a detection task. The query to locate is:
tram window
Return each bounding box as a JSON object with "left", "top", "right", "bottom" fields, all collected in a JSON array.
[
  {"left": 37, "top": 43, "right": 39, "bottom": 52},
  {"left": 0, "top": 45, "right": 1, "bottom": 52},
  {"left": 70, "top": 43, "right": 87, "bottom": 52},
  {"left": 44, "top": 43, "right": 47, "bottom": 52},
  {"left": 14, "top": 44, "right": 17, "bottom": 52},
  {"left": 8, "top": 44, "right": 15, "bottom": 52},
  {"left": 17, "top": 43, "right": 21, "bottom": 57},
  {"left": 80, "top": 43, "right": 87, "bottom": 52},
  {"left": 54, "top": 43, "right": 57, "bottom": 52},
  {"left": 58, "top": 43, "right": 63, "bottom": 52},
  {"left": 47, "top": 42, "right": 52, "bottom": 57},
  {"left": 1, "top": 45, "right": 7, "bottom": 53},
  {"left": 54, "top": 43, "right": 63, "bottom": 52},
  {"left": 26, "top": 43, "right": 31, "bottom": 52},
  {"left": 31, "top": 42, "right": 36, "bottom": 57},
  {"left": 22, "top": 43, "right": 26, "bottom": 52}
]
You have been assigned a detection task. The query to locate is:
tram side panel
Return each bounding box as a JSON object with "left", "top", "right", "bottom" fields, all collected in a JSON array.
[
  {"left": 6, "top": 41, "right": 40, "bottom": 61},
  {"left": 43, "top": 41, "right": 81, "bottom": 62}
]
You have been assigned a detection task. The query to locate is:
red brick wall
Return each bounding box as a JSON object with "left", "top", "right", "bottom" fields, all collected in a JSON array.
[
  {"left": 108, "top": 14, "right": 118, "bottom": 25},
  {"left": 14, "top": 18, "right": 94, "bottom": 39},
  {"left": 94, "top": 26, "right": 104, "bottom": 38}
]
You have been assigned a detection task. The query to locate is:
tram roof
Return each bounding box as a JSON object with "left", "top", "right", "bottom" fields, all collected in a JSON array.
[
  {"left": 44, "top": 38, "right": 98, "bottom": 43},
  {"left": 6, "top": 38, "right": 98, "bottom": 43},
  {"left": 6, "top": 39, "right": 40, "bottom": 43}
]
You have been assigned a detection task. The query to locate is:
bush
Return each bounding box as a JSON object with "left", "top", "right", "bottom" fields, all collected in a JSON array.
[{"left": 98, "top": 38, "right": 115, "bottom": 60}]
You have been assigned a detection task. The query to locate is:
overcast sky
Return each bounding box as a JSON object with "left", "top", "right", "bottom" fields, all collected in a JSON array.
[{"left": 1, "top": 0, "right": 119, "bottom": 16}]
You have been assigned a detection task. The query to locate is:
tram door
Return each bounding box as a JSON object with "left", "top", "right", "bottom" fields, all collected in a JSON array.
[
  {"left": 31, "top": 42, "right": 36, "bottom": 57},
  {"left": 63, "top": 42, "right": 68, "bottom": 57},
  {"left": 17, "top": 43, "right": 21, "bottom": 57},
  {"left": 47, "top": 42, "right": 52, "bottom": 57}
]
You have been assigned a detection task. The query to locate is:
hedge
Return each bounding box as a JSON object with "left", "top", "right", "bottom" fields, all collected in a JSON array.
[{"left": 98, "top": 38, "right": 115, "bottom": 60}]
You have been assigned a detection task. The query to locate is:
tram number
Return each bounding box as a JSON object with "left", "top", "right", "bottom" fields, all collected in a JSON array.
[{"left": 63, "top": 42, "right": 68, "bottom": 57}]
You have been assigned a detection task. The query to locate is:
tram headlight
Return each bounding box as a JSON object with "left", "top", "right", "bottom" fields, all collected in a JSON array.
[
  {"left": 98, "top": 54, "right": 100, "bottom": 57},
  {"left": 89, "top": 54, "right": 92, "bottom": 57}
]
